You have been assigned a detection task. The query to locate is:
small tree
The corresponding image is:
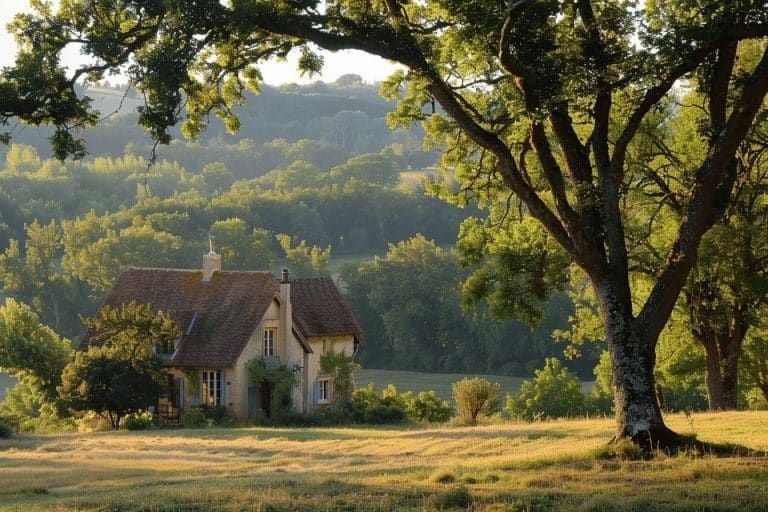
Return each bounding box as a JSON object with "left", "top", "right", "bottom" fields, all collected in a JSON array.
[
  {"left": 452, "top": 378, "right": 500, "bottom": 425},
  {"left": 59, "top": 348, "right": 164, "bottom": 429},
  {"left": 505, "top": 358, "right": 585, "bottom": 421},
  {"left": 319, "top": 349, "right": 359, "bottom": 408},
  {"left": 58, "top": 302, "right": 179, "bottom": 429}
]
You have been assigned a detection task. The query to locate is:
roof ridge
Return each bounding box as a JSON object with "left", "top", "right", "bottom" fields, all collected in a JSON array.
[{"left": 125, "top": 267, "right": 276, "bottom": 275}]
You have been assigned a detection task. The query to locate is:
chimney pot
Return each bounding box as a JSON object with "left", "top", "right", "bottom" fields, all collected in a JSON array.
[{"left": 281, "top": 268, "right": 289, "bottom": 283}]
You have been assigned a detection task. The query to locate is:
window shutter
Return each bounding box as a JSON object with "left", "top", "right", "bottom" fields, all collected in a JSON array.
[
  {"left": 219, "top": 371, "right": 225, "bottom": 406},
  {"left": 178, "top": 378, "right": 185, "bottom": 408},
  {"left": 313, "top": 382, "right": 319, "bottom": 405}
]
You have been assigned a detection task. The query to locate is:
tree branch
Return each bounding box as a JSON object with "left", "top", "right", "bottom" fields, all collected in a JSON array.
[{"left": 637, "top": 44, "right": 768, "bottom": 346}]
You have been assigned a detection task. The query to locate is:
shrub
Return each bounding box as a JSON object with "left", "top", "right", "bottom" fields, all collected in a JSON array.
[
  {"left": 197, "top": 404, "right": 228, "bottom": 424},
  {"left": 452, "top": 378, "right": 500, "bottom": 425},
  {"left": 411, "top": 391, "right": 453, "bottom": 423},
  {"left": 122, "top": 411, "right": 155, "bottom": 431},
  {"left": 505, "top": 358, "right": 585, "bottom": 421},
  {"left": 363, "top": 404, "right": 407, "bottom": 424},
  {"left": 351, "top": 383, "right": 410, "bottom": 424},
  {"left": 0, "top": 417, "right": 12, "bottom": 438},
  {"left": 181, "top": 407, "right": 207, "bottom": 428},
  {"left": 435, "top": 485, "right": 473, "bottom": 509},
  {"left": 312, "top": 405, "right": 352, "bottom": 426},
  {"left": 75, "top": 411, "right": 113, "bottom": 432}
]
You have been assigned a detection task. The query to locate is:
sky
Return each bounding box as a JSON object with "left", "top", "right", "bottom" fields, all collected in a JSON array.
[{"left": 0, "top": 1, "right": 401, "bottom": 85}]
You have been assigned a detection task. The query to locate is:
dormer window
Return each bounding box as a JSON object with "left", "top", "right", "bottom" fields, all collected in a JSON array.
[
  {"left": 263, "top": 328, "right": 275, "bottom": 356},
  {"left": 157, "top": 338, "right": 176, "bottom": 356}
]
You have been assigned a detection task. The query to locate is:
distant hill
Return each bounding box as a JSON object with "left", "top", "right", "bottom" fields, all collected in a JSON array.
[{"left": 9, "top": 77, "right": 437, "bottom": 171}]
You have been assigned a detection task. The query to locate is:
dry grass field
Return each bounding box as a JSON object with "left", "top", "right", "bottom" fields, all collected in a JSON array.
[{"left": 2, "top": 412, "right": 768, "bottom": 511}]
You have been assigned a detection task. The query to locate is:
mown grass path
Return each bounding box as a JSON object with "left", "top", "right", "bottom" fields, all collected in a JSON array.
[{"left": 1, "top": 412, "right": 767, "bottom": 511}]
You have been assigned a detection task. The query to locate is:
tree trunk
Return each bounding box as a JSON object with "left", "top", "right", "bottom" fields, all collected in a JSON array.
[
  {"left": 701, "top": 337, "right": 729, "bottom": 410},
  {"left": 594, "top": 280, "right": 680, "bottom": 450},
  {"left": 693, "top": 311, "right": 746, "bottom": 411},
  {"left": 606, "top": 324, "right": 676, "bottom": 447}
]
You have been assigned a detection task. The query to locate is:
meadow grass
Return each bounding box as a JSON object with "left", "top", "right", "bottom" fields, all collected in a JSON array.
[{"left": 1, "top": 412, "right": 768, "bottom": 511}]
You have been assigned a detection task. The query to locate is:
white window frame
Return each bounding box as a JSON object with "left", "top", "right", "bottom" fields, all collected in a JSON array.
[
  {"left": 263, "top": 328, "right": 275, "bottom": 356},
  {"left": 318, "top": 379, "right": 330, "bottom": 404},
  {"left": 202, "top": 370, "right": 222, "bottom": 406}
]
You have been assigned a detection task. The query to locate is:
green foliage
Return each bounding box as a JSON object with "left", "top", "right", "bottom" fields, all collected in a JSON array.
[
  {"left": 342, "top": 235, "right": 581, "bottom": 376},
  {"left": 351, "top": 383, "right": 412, "bottom": 424},
  {"left": 0, "top": 298, "right": 73, "bottom": 401},
  {"left": 586, "top": 351, "right": 614, "bottom": 415},
  {"left": 0, "top": 416, "right": 12, "bottom": 438},
  {"left": 58, "top": 301, "right": 179, "bottom": 429},
  {"left": 0, "top": 220, "right": 86, "bottom": 333},
  {"left": 410, "top": 391, "right": 453, "bottom": 423},
  {"left": 209, "top": 218, "right": 275, "bottom": 270},
  {"left": 180, "top": 407, "right": 207, "bottom": 429},
  {"left": 319, "top": 349, "right": 359, "bottom": 408},
  {"left": 459, "top": 215, "right": 570, "bottom": 327},
  {"left": 276, "top": 234, "right": 331, "bottom": 277},
  {"left": 122, "top": 411, "right": 155, "bottom": 431},
  {"left": 435, "top": 485, "right": 473, "bottom": 510},
  {"left": 185, "top": 369, "right": 201, "bottom": 400},
  {"left": 247, "top": 357, "right": 300, "bottom": 416},
  {"left": 451, "top": 378, "right": 500, "bottom": 425},
  {"left": 505, "top": 358, "right": 586, "bottom": 421},
  {"left": 0, "top": 376, "right": 73, "bottom": 433},
  {"left": 58, "top": 348, "right": 164, "bottom": 430},
  {"left": 83, "top": 301, "right": 182, "bottom": 363}
]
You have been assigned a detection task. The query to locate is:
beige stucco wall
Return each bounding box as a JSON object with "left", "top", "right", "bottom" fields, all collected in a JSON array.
[
  {"left": 229, "top": 300, "right": 281, "bottom": 418},
  {"left": 305, "top": 334, "right": 356, "bottom": 409}
]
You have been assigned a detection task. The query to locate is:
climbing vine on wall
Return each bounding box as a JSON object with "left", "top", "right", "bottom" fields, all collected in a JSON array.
[
  {"left": 246, "top": 357, "right": 300, "bottom": 415},
  {"left": 320, "top": 349, "right": 360, "bottom": 408}
]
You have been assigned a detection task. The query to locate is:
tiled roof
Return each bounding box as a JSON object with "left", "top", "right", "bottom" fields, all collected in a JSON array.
[
  {"left": 291, "top": 277, "right": 365, "bottom": 345},
  {"left": 81, "top": 269, "right": 363, "bottom": 367},
  {"left": 81, "top": 268, "right": 280, "bottom": 368}
]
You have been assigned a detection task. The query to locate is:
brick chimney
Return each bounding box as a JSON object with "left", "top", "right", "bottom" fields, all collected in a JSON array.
[{"left": 202, "top": 235, "right": 221, "bottom": 282}]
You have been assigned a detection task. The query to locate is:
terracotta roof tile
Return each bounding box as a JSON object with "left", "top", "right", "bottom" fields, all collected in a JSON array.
[{"left": 291, "top": 277, "right": 364, "bottom": 344}]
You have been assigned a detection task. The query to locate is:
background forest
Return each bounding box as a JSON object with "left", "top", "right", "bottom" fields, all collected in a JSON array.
[{"left": 0, "top": 76, "right": 587, "bottom": 379}]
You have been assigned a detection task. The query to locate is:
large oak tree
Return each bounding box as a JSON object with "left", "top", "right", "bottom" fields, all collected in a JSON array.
[{"left": 2, "top": 0, "right": 768, "bottom": 449}]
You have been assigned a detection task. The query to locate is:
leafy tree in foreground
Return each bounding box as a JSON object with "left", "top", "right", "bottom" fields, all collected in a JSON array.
[
  {"left": 3, "top": 1, "right": 768, "bottom": 449},
  {"left": 59, "top": 302, "right": 180, "bottom": 429}
]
